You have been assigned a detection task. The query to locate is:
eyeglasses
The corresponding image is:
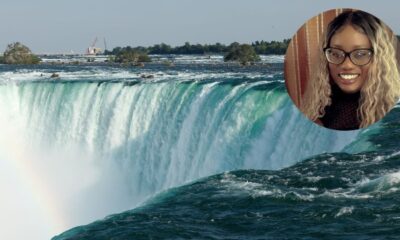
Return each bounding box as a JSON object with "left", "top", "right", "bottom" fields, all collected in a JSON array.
[{"left": 323, "top": 47, "right": 373, "bottom": 66}]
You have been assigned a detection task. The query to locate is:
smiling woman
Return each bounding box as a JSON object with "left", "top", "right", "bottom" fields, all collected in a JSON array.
[
  {"left": 324, "top": 25, "right": 372, "bottom": 94},
  {"left": 285, "top": 9, "right": 400, "bottom": 130}
]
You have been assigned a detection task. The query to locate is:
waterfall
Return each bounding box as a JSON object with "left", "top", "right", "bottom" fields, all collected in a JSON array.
[{"left": 0, "top": 79, "right": 358, "bottom": 230}]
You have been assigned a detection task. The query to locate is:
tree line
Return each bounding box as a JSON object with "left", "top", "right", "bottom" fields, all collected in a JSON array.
[
  {"left": 1, "top": 36, "right": 399, "bottom": 65},
  {"left": 104, "top": 40, "right": 291, "bottom": 56}
]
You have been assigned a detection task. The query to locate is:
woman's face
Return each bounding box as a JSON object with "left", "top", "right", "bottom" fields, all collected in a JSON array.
[{"left": 328, "top": 24, "right": 372, "bottom": 94}]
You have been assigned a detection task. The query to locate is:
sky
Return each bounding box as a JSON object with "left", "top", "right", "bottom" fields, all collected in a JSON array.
[{"left": 0, "top": 0, "right": 399, "bottom": 54}]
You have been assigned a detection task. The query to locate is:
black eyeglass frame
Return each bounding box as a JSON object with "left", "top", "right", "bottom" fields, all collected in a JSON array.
[{"left": 323, "top": 47, "right": 374, "bottom": 66}]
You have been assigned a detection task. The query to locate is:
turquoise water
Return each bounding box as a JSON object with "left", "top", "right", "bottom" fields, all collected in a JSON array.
[
  {"left": 53, "top": 104, "right": 400, "bottom": 239},
  {"left": 1, "top": 59, "right": 394, "bottom": 239}
]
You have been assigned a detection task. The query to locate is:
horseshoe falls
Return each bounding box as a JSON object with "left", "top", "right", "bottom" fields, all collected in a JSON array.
[{"left": 0, "top": 59, "right": 363, "bottom": 239}]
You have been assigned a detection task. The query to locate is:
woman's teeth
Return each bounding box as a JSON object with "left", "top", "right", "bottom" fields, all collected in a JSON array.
[{"left": 339, "top": 73, "right": 359, "bottom": 80}]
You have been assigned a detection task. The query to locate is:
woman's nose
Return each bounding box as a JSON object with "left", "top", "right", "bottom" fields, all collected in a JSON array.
[{"left": 341, "top": 56, "right": 356, "bottom": 69}]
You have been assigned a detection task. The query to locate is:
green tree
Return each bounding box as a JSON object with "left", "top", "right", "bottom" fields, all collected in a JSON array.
[
  {"left": 2, "top": 42, "right": 40, "bottom": 64},
  {"left": 114, "top": 48, "right": 151, "bottom": 64},
  {"left": 224, "top": 44, "right": 260, "bottom": 65}
]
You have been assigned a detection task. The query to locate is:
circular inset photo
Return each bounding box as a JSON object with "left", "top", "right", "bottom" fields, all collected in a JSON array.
[{"left": 284, "top": 8, "right": 400, "bottom": 130}]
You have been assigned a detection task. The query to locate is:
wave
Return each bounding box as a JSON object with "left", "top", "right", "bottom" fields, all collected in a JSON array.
[
  {"left": 0, "top": 66, "right": 281, "bottom": 83},
  {"left": 39, "top": 54, "right": 284, "bottom": 65},
  {"left": 51, "top": 95, "right": 400, "bottom": 239},
  {"left": 53, "top": 141, "right": 400, "bottom": 239}
]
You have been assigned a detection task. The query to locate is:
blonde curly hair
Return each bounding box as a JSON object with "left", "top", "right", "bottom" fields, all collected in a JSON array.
[{"left": 301, "top": 10, "right": 400, "bottom": 128}]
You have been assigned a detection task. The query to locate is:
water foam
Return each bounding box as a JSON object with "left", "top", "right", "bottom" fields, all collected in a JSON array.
[
  {"left": 0, "top": 76, "right": 359, "bottom": 235},
  {"left": 0, "top": 67, "right": 279, "bottom": 83}
]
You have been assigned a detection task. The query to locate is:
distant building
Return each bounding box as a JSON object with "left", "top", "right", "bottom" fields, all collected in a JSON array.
[
  {"left": 86, "top": 46, "right": 102, "bottom": 55},
  {"left": 86, "top": 37, "right": 102, "bottom": 55}
]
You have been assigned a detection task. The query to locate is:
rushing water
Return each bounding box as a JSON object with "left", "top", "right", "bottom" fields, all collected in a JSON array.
[{"left": 1, "top": 56, "right": 396, "bottom": 239}]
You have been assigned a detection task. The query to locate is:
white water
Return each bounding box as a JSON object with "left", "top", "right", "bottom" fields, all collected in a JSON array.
[
  {"left": 244, "top": 102, "right": 359, "bottom": 169},
  {"left": 0, "top": 79, "right": 358, "bottom": 239},
  {"left": 38, "top": 54, "right": 284, "bottom": 65},
  {"left": 0, "top": 67, "right": 279, "bottom": 83}
]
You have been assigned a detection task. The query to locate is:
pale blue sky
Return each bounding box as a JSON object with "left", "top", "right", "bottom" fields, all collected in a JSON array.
[{"left": 0, "top": 0, "right": 399, "bottom": 53}]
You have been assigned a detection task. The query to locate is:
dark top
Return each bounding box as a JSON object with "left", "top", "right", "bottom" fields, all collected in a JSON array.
[{"left": 319, "top": 84, "right": 361, "bottom": 130}]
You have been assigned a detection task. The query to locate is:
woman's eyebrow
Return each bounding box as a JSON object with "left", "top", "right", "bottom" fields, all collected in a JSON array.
[{"left": 330, "top": 44, "right": 370, "bottom": 49}]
